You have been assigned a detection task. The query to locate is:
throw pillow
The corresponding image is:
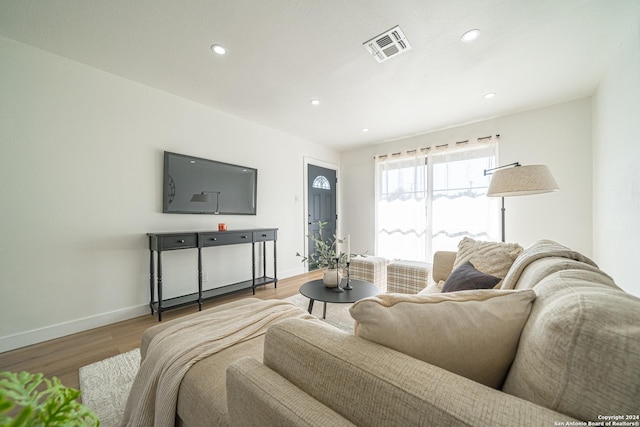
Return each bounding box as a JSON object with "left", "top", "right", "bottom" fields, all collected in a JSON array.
[
  {"left": 350, "top": 289, "right": 536, "bottom": 388},
  {"left": 452, "top": 237, "right": 523, "bottom": 285},
  {"left": 441, "top": 261, "right": 501, "bottom": 292}
]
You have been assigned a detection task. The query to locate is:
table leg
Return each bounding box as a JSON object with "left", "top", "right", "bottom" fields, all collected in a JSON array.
[
  {"left": 273, "top": 239, "right": 278, "bottom": 287},
  {"left": 157, "top": 251, "right": 163, "bottom": 322},
  {"left": 323, "top": 302, "right": 327, "bottom": 319},
  {"left": 197, "top": 247, "right": 203, "bottom": 311},
  {"left": 262, "top": 240, "right": 266, "bottom": 282},
  {"left": 252, "top": 242, "right": 256, "bottom": 295},
  {"left": 149, "top": 247, "right": 155, "bottom": 315},
  {"left": 307, "top": 298, "right": 314, "bottom": 314}
]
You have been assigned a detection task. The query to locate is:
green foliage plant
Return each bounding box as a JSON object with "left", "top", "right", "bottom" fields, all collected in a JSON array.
[
  {"left": 297, "top": 221, "right": 360, "bottom": 269},
  {"left": 0, "top": 371, "right": 99, "bottom": 427}
]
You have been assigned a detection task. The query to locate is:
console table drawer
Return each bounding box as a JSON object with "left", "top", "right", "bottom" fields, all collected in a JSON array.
[
  {"left": 202, "top": 231, "right": 252, "bottom": 247},
  {"left": 253, "top": 230, "right": 276, "bottom": 242},
  {"left": 158, "top": 234, "right": 197, "bottom": 250}
]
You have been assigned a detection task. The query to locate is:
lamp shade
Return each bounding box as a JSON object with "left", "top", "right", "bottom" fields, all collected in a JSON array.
[{"left": 487, "top": 165, "right": 559, "bottom": 197}]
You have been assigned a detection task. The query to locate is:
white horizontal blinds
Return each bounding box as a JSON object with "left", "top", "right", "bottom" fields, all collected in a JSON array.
[
  {"left": 375, "top": 152, "right": 428, "bottom": 261},
  {"left": 375, "top": 139, "right": 498, "bottom": 261}
]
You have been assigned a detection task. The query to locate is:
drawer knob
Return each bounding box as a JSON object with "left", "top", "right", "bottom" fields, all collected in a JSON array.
[
  {"left": 242, "top": 235, "right": 248, "bottom": 239},
  {"left": 262, "top": 234, "right": 267, "bottom": 237},
  {"left": 178, "top": 239, "right": 185, "bottom": 243},
  {"left": 211, "top": 238, "right": 217, "bottom": 241}
]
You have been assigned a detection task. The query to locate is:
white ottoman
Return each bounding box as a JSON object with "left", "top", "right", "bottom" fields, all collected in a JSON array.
[
  {"left": 387, "top": 260, "right": 432, "bottom": 294},
  {"left": 349, "top": 256, "right": 389, "bottom": 293}
]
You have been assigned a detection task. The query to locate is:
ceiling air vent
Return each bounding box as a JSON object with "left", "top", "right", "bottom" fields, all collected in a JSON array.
[{"left": 363, "top": 25, "right": 412, "bottom": 63}]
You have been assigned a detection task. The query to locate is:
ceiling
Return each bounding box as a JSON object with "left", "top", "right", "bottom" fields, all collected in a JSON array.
[{"left": 1, "top": 0, "right": 638, "bottom": 151}]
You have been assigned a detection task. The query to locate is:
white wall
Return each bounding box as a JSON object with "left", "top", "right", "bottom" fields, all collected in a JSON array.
[
  {"left": 0, "top": 37, "right": 339, "bottom": 352},
  {"left": 592, "top": 18, "right": 640, "bottom": 296},
  {"left": 341, "top": 98, "right": 593, "bottom": 259}
]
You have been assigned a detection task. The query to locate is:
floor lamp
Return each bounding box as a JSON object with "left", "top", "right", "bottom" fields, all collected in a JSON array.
[{"left": 484, "top": 163, "right": 559, "bottom": 242}]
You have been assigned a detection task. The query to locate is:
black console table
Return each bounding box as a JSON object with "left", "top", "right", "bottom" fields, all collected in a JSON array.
[{"left": 147, "top": 228, "right": 277, "bottom": 321}]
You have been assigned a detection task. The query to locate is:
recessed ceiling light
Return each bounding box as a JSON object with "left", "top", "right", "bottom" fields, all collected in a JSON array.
[
  {"left": 310, "top": 99, "right": 320, "bottom": 106},
  {"left": 461, "top": 29, "right": 481, "bottom": 42},
  {"left": 362, "top": 128, "right": 369, "bottom": 132},
  {"left": 211, "top": 44, "right": 227, "bottom": 55},
  {"left": 484, "top": 92, "right": 496, "bottom": 99}
]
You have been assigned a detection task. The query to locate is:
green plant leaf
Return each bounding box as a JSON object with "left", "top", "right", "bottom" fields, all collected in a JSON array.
[{"left": 0, "top": 371, "right": 99, "bottom": 427}]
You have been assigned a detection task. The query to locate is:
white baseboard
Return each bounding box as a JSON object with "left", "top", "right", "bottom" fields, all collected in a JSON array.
[
  {"left": 1, "top": 268, "right": 309, "bottom": 354},
  {"left": 0, "top": 304, "right": 150, "bottom": 354},
  {"left": 278, "top": 266, "right": 306, "bottom": 279}
]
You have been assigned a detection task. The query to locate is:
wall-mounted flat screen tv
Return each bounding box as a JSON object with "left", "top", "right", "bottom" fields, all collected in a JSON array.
[{"left": 163, "top": 151, "right": 257, "bottom": 215}]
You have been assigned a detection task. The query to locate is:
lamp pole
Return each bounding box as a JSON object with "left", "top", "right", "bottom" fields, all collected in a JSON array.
[
  {"left": 484, "top": 163, "right": 519, "bottom": 243},
  {"left": 499, "top": 197, "right": 505, "bottom": 242}
]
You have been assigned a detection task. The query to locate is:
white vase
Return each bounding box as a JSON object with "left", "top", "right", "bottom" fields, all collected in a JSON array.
[{"left": 322, "top": 268, "right": 343, "bottom": 288}]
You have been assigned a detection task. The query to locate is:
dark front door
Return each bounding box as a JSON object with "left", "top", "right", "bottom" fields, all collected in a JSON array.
[{"left": 307, "top": 164, "right": 337, "bottom": 271}]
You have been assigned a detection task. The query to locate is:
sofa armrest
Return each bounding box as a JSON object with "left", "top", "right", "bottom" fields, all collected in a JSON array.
[
  {"left": 432, "top": 250, "right": 457, "bottom": 283},
  {"left": 227, "top": 357, "right": 355, "bottom": 427},
  {"left": 263, "top": 318, "right": 578, "bottom": 426}
]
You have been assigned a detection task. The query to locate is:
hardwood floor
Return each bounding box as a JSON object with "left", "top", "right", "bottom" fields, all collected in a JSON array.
[{"left": 0, "top": 270, "right": 323, "bottom": 390}]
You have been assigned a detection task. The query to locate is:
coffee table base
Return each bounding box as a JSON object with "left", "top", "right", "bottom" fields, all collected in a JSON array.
[
  {"left": 306, "top": 299, "right": 331, "bottom": 319},
  {"left": 299, "top": 279, "right": 379, "bottom": 320}
]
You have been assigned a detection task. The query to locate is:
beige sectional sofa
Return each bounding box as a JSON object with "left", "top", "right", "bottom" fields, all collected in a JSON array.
[
  {"left": 226, "top": 239, "right": 640, "bottom": 426},
  {"left": 137, "top": 239, "right": 640, "bottom": 426}
]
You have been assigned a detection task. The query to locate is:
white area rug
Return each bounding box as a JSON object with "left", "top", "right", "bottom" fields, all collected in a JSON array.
[
  {"left": 79, "top": 348, "right": 140, "bottom": 427},
  {"left": 78, "top": 294, "right": 354, "bottom": 426}
]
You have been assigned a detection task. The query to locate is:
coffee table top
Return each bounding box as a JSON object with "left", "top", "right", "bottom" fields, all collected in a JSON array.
[{"left": 299, "top": 279, "right": 379, "bottom": 304}]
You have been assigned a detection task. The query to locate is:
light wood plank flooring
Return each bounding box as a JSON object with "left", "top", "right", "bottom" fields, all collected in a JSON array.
[{"left": 0, "top": 270, "right": 322, "bottom": 390}]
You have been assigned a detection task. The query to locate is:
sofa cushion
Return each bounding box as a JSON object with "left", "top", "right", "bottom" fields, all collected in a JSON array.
[
  {"left": 349, "top": 289, "right": 536, "bottom": 388},
  {"left": 441, "top": 261, "right": 501, "bottom": 292},
  {"left": 227, "top": 357, "right": 357, "bottom": 426},
  {"left": 260, "top": 318, "right": 576, "bottom": 427},
  {"left": 178, "top": 336, "right": 265, "bottom": 427},
  {"left": 452, "top": 237, "right": 523, "bottom": 286},
  {"left": 502, "top": 270, "right": 640, "bottom": 421}
]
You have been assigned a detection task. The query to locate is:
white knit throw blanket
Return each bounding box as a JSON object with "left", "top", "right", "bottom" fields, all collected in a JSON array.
[
  {"left": 121, "top": 299, "right": 314, "bottom": 427},
  {"left": 499, "top": 239, "right": 603, "bottom": 290}
]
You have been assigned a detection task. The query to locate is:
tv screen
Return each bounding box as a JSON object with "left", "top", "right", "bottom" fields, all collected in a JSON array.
[{"left": 163, "top": 151, "right": 257, "bottom": 215}]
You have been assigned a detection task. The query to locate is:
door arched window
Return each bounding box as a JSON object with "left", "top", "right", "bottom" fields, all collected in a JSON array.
[{"left": 312, "top": 175, "right": 331, "bottom": 190}]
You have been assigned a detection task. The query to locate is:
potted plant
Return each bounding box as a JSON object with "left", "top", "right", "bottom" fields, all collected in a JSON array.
[
  {"left": 0, "top": 371, "right": 99, "bottom": 426},
  {"left": 297, "top": 221, "right": 350, "bottom": 287}
]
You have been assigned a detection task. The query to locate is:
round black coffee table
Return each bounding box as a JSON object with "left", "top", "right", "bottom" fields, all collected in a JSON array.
[{"left": 299, "top": 279, "right": 379, "bottom": 319}]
